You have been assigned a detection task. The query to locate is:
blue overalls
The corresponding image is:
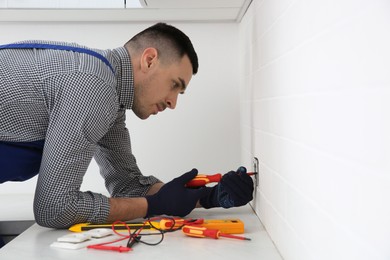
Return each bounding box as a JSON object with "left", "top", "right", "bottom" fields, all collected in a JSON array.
[{"left": 0, "top": 43, "right": 114, "bottom": 184}]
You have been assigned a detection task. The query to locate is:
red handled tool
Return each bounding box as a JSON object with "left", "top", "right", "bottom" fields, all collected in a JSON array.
[
  {"left": 185, "top": 174, "right": 222, "bottom": 187},
  {"left": 87, "top": 245, "right": 131, "bottom": 252},
  {"left": 182, "top": 225, "right": 251, "bottom": 241},
  {"left": 186, "top": 172, "right": 257, "bottom": 187}
]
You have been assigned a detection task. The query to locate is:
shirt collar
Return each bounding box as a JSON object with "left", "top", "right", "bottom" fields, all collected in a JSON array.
[{"left": 112, "top": 47, "right": 134, "bottom": 110}]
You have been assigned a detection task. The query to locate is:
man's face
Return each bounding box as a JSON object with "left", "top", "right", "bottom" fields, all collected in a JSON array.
[{"left": 132, "top": 53, "right": 193, "bottom": 120}]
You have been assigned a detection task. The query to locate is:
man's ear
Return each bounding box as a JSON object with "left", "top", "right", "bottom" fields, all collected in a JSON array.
[{"left": 140, "top": 47, "right": 158, "bottom": 72}]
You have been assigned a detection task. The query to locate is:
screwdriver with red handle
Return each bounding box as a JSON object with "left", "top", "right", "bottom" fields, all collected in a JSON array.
[
  {"left": 182, "top": 225, "right": 251, "bottom": 241},
  {"left": 185, "top": 172, "right": 257, "bottom": 188}
]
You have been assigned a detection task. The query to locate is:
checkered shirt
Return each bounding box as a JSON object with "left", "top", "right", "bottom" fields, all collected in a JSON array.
[{"left": 0, "top": 40, "right": 160, "bottom": 228}]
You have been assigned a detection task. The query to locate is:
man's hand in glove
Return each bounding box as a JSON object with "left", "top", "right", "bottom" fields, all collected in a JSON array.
[
  {"left": 145, "top": 169, "right": 209, "bottom": 218},
  {"left": 199, "top": 166, "right": 254, "bottom": 209}
]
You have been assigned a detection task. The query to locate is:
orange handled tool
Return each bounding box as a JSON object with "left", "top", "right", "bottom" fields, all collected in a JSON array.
[
  {"left": 186, "top": 172, "right": 257, "bottom": 187},
  {"left": 182, "top": 225, "right": 251, "bottom": 241},
  {"left": 159, "top": 218, "right": 244, "bottom": 234},
  {"left": 185, "top": 174, "right": 222, "bottom": 187},
  {"left": 159, "top": 218, "right": 204, "bottom": 230}
]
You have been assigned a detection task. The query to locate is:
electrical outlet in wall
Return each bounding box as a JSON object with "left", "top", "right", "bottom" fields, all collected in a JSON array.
[
  {"left": 253, "top": 157, "right": 259, "bottom": 188},
  {"left": 250, "top": 157, "right": 261, "bottom": 217}
]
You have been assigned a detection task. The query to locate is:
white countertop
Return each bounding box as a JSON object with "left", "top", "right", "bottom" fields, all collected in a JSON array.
[{"left": 0, "top": 205, "right": 282, "bottom": 260}]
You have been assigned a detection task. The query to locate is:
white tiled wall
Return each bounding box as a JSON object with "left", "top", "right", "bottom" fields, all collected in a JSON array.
[{"left": 239, "top": 0, "right": 390, "bottom": 259}]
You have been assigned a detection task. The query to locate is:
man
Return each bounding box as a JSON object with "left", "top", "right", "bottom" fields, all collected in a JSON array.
[{"left": 0, "top": 23, "right": 253, "bottom": 229}]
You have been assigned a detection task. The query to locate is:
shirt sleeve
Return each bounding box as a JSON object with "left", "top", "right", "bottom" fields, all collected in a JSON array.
[
  {"left": 34, "top": 72, "right": 118, "bottom": 228},
  {"left": 94, "top": 109, "right": 161, "bottom": 198}
]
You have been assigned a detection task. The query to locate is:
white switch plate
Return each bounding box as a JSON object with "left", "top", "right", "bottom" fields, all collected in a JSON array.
[
  {"left": 253, "top": 157, "right": 259, "bottom": 188},
  {"left": 250, "top": 157, "right": 261, "bottom": 217}
]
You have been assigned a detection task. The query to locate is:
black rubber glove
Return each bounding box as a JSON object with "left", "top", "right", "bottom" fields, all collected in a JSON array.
[
  {"left": 145, "top": 169, "right": 208, "bottom": 218},
  {"left": 199, "top": 166, "right": 254, "bottom": 209}
]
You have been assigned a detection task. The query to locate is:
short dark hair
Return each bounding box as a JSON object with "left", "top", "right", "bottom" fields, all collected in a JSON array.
[{"left": 125, "top": 23, "right": 199, "bottom": 74}]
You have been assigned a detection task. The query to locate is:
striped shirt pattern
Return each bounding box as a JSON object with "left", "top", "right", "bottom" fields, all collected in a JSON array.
[{"left": 0, "top": 40, "right": 160, "bottom": 228}]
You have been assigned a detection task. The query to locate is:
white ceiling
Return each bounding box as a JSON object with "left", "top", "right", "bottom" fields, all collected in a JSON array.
[{"left": 0, "top": 0, "right": 252, "bottom": 22}]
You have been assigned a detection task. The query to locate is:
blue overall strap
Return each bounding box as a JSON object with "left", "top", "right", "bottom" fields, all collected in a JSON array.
[
  {"left": 0, "top": 43, "right": 115, "bottom": 73},
  {"left": 0, "top": 140, "right": 45, "bottom": 183},
  {"left": 0, "top": 43, "right": 114, "bottom": 183}
]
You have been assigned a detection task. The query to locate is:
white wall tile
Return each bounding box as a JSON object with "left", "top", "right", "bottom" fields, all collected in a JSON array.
[{"left": 240, "top": 0, "right": 390, "bottom": 259}]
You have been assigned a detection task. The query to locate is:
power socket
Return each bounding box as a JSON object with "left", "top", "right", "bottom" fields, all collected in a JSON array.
[{"left": 253, "top": 157, "right": 259, "bottom": 188}]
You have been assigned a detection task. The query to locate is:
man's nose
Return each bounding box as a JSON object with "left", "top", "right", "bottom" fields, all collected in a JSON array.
[{"left": 166, "top": 93, "right": 178, "bottom": 109}]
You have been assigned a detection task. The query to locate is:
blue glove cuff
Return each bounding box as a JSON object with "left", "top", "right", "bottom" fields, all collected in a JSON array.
[{"left": 217, "top": 183, "right": 235, "bottom": 208}]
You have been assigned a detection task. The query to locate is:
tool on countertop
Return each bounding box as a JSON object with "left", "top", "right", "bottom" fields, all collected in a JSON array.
[
  {"left": 159, "top": 218, "right": 203, "bottom": 230},
  {"left": 159, "top": 218, "right": 245, "bottom": 234},
  {"left": 186, "top": 172, "right": 257, "bottom": 187},
  {"left": 70, "top": 218, "right": 245, "bottom": 234},
  {"left": 62, "top": 217, "right": 250, "bottom": 253},
  {"left": 182, "top": 225, "right": 251, "bottom": 241},
  {"left": 69, "top": 221, "right": 158, "bottom": 232},
  {"left": 87, "top": 245, "right": 132, "bottom": 252}
]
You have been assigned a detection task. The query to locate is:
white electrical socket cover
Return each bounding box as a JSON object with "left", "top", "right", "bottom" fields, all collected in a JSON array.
[
  {"left": 85, "top": 228, "right": 114, "bottom": 238},
  {"left": 51, "top": 229, "right": 116, "bottom": 250},
  {"left": 253, "top": 157, "right": 259, "bottom": 187},
  {"left": 57, "top": 233, "right": 91, "bottom": 243},
  {"left": 51, "top": 241, "right": 88, "bottom": 250}
]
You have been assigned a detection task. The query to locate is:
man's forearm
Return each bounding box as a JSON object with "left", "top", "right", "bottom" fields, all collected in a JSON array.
[
  {"left": 146, "top": 182, "right": 164, "bottom": 196},
  {"left": 106, "top": 182, "right": 164, "bottom": 222},
  {"left": 107, "top": 197, "right": 148, "bottom": 222}
]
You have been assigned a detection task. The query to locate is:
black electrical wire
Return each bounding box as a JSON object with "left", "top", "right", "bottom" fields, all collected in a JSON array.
[
  {"left": 126, "top": 217, "right": 197, "bottom": 248},
  {"left": 126, "top": 217, "right": 173, "bottom": 247}
]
